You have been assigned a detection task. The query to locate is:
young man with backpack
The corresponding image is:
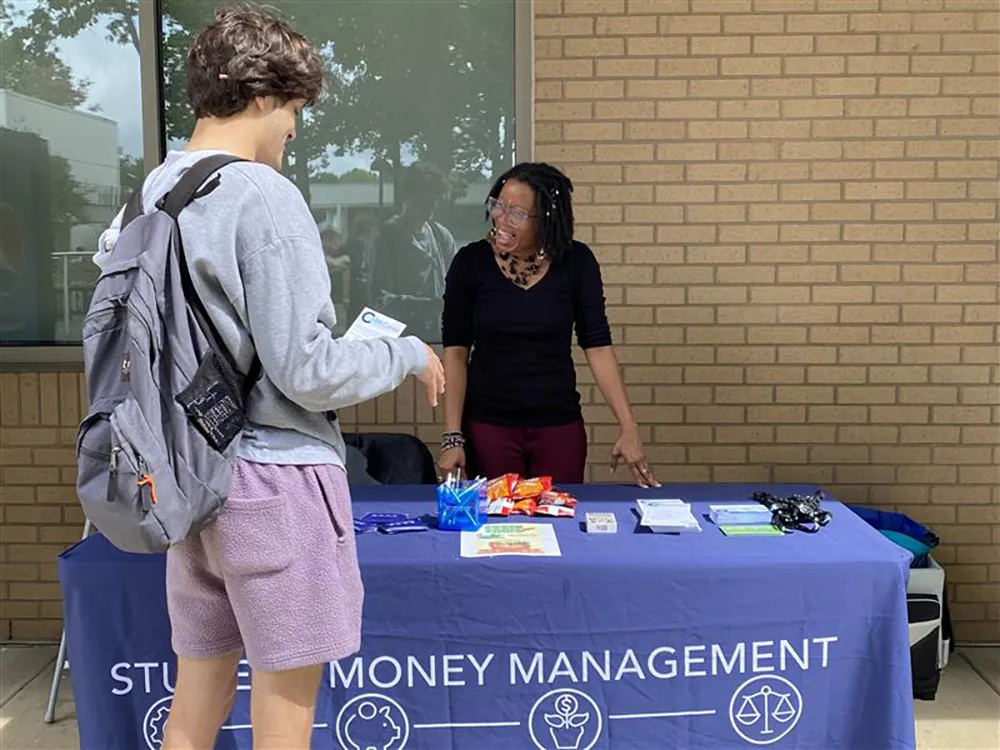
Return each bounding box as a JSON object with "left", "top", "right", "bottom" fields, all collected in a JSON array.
[{"left": 89, "top": 8, "right": 445, "bottom": 748}]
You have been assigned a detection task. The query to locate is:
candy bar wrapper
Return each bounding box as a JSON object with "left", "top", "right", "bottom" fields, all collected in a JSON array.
[
  {"left": 380, "top": 518, "right": 430, "bottom": 534},
  {"left": 536, "top": 504, "right": 576, "bottom": 518},
  {"left": 540, "top": 490, "right": 578, "bottom": 508},
  {"left": 488, "top": 498, "right": 514, "bottom": 516},
  {"left": 360, "top": 512, "right": 408, "bottom": 525},
  {"left": 487, "top": 473, "right": 519, "bottom": 501},
  {"left": 354, "top": 519, "right": 377, "bottom": 534},
  {"left": 511, "top": 499, "right": 538, "bottom": 516},
  {"left": 511, "top": 476, "right": 553, "bottom": 500}
]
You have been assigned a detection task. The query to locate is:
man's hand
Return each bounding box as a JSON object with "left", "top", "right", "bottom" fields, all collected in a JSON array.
[{"left": 416, "top": 344, "right": 446, "bottom": 407}]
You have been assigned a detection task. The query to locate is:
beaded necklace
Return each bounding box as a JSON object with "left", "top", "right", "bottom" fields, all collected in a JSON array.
[{"left": 489, "top": 229, "right": 548, "bottom": 288}]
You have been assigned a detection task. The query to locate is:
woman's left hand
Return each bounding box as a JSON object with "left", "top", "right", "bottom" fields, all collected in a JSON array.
[{"left": 611, "top": 424, "right": 660, "bottom": 488}]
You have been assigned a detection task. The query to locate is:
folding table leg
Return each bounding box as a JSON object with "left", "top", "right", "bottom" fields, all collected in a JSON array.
[{"left": 43, "top": 517, "right": 92, "bottom": 724}]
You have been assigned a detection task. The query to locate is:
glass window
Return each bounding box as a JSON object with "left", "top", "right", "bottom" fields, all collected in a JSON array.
[
  {"left": 160, "top": 1, "right": 518, "bottom": 342},
  {"left": 0, "top": 0, "right": 144, "bottom": 345}
]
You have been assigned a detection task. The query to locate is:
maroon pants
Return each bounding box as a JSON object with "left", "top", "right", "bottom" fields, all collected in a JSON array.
[{"left": 465, "top": 420, "right": 588, "bottom": 484}]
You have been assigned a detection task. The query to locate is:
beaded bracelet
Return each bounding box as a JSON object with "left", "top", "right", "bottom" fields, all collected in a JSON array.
[{"left": 441, "top": 431, "right": 465, "bottom": 452}]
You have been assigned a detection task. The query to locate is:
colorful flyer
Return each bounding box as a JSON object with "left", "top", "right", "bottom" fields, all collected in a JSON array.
[{"left": 460, "top": 523, "right": 562, "bottom": 558}]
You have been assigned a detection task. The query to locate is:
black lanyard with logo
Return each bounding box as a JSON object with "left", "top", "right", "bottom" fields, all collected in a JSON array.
[{"left": 752, "top": 490, "right": 832, "bottom": 533}]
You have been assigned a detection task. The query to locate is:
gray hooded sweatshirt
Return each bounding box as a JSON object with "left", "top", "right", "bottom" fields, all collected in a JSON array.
[{"left": 94, "top": 149, "right": 427, "bottom": 469}]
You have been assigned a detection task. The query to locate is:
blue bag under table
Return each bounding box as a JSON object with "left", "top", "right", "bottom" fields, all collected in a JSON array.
[
  {"left": 847, "top": 503, "right": 951, "bottom": 700},
  {"left": 59, "top": 483, "right": 916, "bottom": 750}
]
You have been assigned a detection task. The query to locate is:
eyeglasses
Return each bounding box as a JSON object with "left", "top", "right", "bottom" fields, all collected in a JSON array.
[{"left": 487, "top": 197, "right": 536, "bottom": 228}]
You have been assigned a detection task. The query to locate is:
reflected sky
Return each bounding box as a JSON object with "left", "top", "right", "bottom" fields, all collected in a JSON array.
[
  {"left": 56, "top": 28, "right": 143, "bottom": 157},
  {"left": 5, "top": 1, "right": 411, "bottom": 175},
  {"left": 1, "top": 0, "right": 515, "bottom": 344}
]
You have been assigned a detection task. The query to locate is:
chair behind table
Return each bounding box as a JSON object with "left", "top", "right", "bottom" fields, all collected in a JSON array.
[{"left": 343, "top": 432, "right": 438, "bottom": 485}]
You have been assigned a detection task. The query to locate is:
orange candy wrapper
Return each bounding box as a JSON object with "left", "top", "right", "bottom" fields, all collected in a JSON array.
[
  {"left": 536, "top": 504, "right": 576, "bottom": 518},
  {"left": 511, "top": 499, "right": 538, "bottom": 516},
  {"left": 485, "top": 474, "right": 577, "bottom": 517},
  {"left": 540, "top": 490, "right": 578, "bottom": 508},
  {"left": 511, "top": 476, "right": 553, "bottom": 500},
  {"left": 487, "top": 498, "right": 514, "bottom": 516},
  {"left": 487, "top": 474, "right": 519, "bottom": 501}
]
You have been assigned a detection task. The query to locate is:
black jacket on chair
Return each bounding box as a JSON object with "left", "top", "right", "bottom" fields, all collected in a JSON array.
[{"left": 343, "top": 433, "right": 437, "bottom": 486}]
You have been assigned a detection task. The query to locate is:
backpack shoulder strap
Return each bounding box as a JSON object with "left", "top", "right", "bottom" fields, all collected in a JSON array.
[
  {"left": 121, "top": 188, "right": 144, "bottom": 229},
  {"left": 156, "top": 154, "right": 263, "bottom": 401},
  {"left": 157, "top": 154, "right": 247, "bottom": 218}
]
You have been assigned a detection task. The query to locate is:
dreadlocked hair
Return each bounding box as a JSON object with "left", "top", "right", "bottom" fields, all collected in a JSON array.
[{"left": 486, "top": 162, "right": 575, "bottom": 262}]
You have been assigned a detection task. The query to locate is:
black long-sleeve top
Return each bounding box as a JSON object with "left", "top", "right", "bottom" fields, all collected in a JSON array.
[{"left": 441, "top": 239, "right": 612, "bottom": 427}]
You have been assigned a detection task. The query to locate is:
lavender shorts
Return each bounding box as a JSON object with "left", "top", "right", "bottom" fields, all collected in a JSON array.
[{"left": 166, "top": 460, "right": 363, "bottom": 672}]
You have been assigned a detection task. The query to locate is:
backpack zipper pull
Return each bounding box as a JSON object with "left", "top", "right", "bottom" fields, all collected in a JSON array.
[
  {"left": 137, "top": 456, "right": 156, "bottom": 511},
  {"left": 107, "top": 448, "right": 120, "bottom": 503}
]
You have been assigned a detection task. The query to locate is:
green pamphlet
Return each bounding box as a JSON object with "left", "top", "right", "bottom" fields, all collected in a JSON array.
[{"left": 719, "top": 524, "right": 784, "bottom": 537}]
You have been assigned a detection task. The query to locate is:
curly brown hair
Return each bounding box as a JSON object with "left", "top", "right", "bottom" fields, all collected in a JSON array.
[{"left": 186, "top": 5, "right": 325, "bottom": 119}]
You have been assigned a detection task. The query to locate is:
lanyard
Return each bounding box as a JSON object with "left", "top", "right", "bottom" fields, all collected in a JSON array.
[{"left": 752, "top": 490, "right": 833, "bottom": 534}]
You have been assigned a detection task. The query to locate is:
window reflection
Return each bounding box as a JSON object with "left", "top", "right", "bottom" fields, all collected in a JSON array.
[
  {"left": 162, "top": 0, "right": 517, "bottom": 342},
  {"left": 0, "top": 0, "right": 144, "bottom": 345}
]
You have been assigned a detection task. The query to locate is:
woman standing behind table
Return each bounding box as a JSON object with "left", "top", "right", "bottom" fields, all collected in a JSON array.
[{"left": 438, "top": 162, "right": 660, "bottom": 488}]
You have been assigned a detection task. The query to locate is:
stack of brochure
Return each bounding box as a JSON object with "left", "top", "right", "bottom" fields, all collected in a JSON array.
[
  {"left": 635, "top": 498, "right": 702, "bottom": 534},
  {"left": 709, "top": 504, "right": 774, "bottom": 527}
]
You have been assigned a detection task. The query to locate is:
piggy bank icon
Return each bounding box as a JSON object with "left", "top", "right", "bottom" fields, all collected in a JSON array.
[{"left": 342, "top": 700, "right": 403, "bottom": 750}]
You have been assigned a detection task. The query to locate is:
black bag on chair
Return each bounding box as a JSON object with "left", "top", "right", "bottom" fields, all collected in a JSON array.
[{"left": 343, "top": 433, "right": 437, "bottom": 485}]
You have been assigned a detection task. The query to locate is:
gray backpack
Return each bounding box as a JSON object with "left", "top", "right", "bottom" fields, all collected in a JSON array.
[{"left": 77, "top": 154, "right": 261, "bottom": 553}]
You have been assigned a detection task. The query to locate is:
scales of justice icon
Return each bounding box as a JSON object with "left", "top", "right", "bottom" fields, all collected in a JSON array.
[{"left": 734, "top": 683, "right": 797, "bottom": 736}]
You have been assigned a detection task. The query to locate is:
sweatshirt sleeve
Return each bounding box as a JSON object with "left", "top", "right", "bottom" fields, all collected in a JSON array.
[
  {"left": 236, "top": 175, "right": 427, "bottom": 413},
  {"left": 241, "top": 238, "right": 427, "bottom": 412}
]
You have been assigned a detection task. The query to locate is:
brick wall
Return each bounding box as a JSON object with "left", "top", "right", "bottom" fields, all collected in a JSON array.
[
  {"left": 533, "top": 0, "right": 999, "bottom": 642},
  {"left": 1, "top": 374, "right": 89, "bottom": 640},
  {"left": 1, "top": 0, "right": 998, "bottom": 642}
]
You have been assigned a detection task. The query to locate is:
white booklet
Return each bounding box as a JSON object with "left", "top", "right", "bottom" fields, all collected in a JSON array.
[
  {"left": 642, "top": 506, "right": 702, "bottom": 533},
  {"left": 342, "top": 307, "right": 406, "bottom": 340},
  {"left": 636, "top": 498, "right": 685, "bottom": 516},
  {"left": 636, "top": 499, "right": 702, "bottom": 534}
]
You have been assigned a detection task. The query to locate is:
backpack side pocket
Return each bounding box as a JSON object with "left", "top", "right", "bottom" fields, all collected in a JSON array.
[{"left": 175, "top": 349, "right": 246, "bottom": 453}]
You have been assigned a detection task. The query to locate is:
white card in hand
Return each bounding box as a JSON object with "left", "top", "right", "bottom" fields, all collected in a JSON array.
[{"left": 342, "top": 307, "right": 407, "bottom": 340}]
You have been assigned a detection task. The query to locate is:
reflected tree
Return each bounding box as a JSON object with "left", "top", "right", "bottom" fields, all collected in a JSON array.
[
  {"left": 1, "top": 0, "right": 92, "bottom": 229},
  {"left": 6, "top": 0, "right": 516, "bottom": 210},
  {"left": 0, "top": 0, "right": 93, "bottom": 106},
  {"left": 298, "top": 0, "right": 516, "bottom": 202}
]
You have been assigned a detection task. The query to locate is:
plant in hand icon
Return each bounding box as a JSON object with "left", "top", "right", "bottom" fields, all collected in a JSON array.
[{"left": 544, "top": 694, "right": 590, "bottom": 750}]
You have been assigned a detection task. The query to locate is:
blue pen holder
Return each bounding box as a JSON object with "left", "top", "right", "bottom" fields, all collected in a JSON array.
[{"left": 437, "top": 477, "right": 487, "bottom": 532}]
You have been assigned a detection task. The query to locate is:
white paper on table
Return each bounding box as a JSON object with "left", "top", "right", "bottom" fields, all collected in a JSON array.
[
  {"left": 460, "top": 523, "right": 562, "bottom": 558},
  {"left": 633, "top": 499, "right": 703, "bottom": 533},
  {"left": 342, "top": 307, "right": 407, "bottom": 340},
  {"left": 635, "top": 498, "right": 684, "bottom": 518},
  {"left": 642, "top": 505, "right": 702, "bottom": 532}
]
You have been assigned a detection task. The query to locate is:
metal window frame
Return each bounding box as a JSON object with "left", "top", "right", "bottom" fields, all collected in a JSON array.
[
  {"left": 142, "top": 0, "right": 166, "bottom": 173},
  {"left": 515, "top": 0, "right": 535, "bottom": 163},
  {"left": 0, "top": 0, "right": 534, "bottom": 371}
]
